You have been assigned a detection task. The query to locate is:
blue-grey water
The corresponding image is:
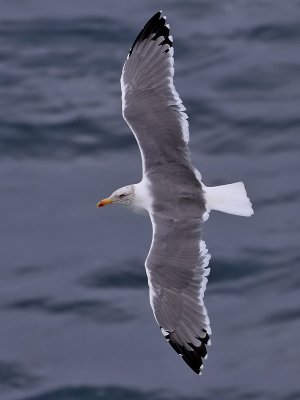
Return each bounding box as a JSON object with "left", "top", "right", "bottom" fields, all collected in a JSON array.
[{"left": 1, "top": 1, "right": 300, "bottom": 399}]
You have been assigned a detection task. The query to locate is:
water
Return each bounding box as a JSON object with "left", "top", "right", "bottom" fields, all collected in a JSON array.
[{"left": 1, "top": 1, "right": 300, "bottom": 399}]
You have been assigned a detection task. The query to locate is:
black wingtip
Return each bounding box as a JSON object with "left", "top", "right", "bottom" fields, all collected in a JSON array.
[
  {"left": 128, "top": 11, "right": 173, "bottom": 57},
  {"left": 161, "top": 327, "right": 210, "bottom": 375}
]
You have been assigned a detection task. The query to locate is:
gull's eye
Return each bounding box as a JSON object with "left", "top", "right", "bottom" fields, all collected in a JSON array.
[{"left": 119, "top": 193, "right": 126, "bottom": 198}]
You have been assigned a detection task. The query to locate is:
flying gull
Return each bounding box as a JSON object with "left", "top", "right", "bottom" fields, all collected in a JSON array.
[{"left": 97, "top": 11, "right": 253, "bottom": 375}]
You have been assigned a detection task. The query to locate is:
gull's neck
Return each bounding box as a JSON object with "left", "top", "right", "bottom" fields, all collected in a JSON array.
[{"left": 133, "top": 177, "right": 152, "bottom": 213}]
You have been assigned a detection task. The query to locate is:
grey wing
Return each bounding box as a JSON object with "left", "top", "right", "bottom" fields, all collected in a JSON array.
[
  {"left": 146, "top": 214, "right": 211, "bottom": 375},
  {"left": 121, "top": 12, "right": 191, "bottom": 174}
]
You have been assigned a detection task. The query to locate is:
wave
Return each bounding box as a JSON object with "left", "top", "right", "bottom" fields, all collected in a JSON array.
[
  {"left": 3, "top": 297, "right": 133, "bottom": 323},
  {"left": 17, "top": 384, "right": 269, "bottom": 400}
]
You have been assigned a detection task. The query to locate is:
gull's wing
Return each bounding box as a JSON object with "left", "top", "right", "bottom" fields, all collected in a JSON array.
[
  {"left": 146, "top": 214, "right": 211, "bottom": 375},
  {"left": 121, "top": 11, "right": 191, "bottom": 174},
  {"left": 121, "top": 11, "right": 211, "bottom": 375}
]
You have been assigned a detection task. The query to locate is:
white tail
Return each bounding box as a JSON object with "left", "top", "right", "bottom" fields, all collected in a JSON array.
[{"left": 202, "top": 182, "right": 254, "bottom": 217}]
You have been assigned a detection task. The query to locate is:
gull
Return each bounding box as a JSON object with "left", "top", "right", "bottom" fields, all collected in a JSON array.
[{"left": 97, "top": 11, "right": 253, "bottom": 375}]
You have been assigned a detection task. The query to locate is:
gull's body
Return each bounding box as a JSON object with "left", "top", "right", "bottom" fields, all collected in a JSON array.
[{"left": 98, "top": 12, "right": 253, "bottom": 374}]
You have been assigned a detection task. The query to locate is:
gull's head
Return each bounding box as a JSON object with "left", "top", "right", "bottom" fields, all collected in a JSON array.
[{"left": 97, "top": 185, "right": 135, "bottom": 208}]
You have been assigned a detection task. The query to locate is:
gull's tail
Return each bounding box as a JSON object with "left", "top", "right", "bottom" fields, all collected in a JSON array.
[{"left": 202, "top": 182, "right": 254, "bottom": 217}]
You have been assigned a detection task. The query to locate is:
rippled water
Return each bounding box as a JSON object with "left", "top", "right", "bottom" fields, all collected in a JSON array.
[{"left": 1, "top": 1, "right": 300, "bottom": 399}]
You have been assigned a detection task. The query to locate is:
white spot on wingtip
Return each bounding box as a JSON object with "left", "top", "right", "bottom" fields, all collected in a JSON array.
[
  {"left": 202, "top": 211, "right": 209, "bottom": 222},
  {"left": 161, "top": 327, "right": 168, "bottom": 337},
  {"left": 169, "top": 35, "right": 173, "bottom": 42},
  {"left": 166, "top": 23, "right": 170, "bottom": 29}
]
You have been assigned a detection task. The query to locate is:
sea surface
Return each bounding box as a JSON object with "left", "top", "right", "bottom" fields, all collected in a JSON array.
[{"left": 1, "top": 1, "right": 300, "bottom": 399}]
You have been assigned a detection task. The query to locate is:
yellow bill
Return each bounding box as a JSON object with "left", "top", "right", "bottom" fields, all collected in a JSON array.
[{"left": 97, "top": 198, "right": 113, "bottom": 208}]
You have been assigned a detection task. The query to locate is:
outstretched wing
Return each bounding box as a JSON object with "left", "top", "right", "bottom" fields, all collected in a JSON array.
[
  {"left": 121, "top": 11, "right": 191, "bottom": 174},
  {"left": 146, "top": 214, "right": 211, "bottom": 375},
  {"left": 121, "top": 11, "right": 211, "bottom": 375}
]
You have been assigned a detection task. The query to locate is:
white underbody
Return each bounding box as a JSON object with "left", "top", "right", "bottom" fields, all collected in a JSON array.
[{"left": 133, "top": 175, "right": 253, "bottom": 218}]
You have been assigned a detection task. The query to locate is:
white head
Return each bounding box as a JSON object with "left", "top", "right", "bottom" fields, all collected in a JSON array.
[{"left": 97, "top": 185, "right": 135, "bottom": 208}]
